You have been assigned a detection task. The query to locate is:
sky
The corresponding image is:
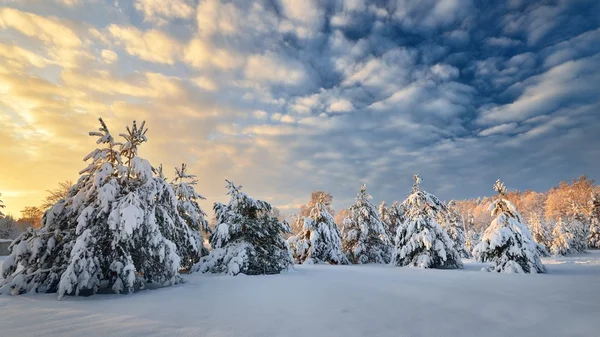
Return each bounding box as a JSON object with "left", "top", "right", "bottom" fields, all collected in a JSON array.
[{"left": 0, "top": 0, "right": 599, "bottom": 217}]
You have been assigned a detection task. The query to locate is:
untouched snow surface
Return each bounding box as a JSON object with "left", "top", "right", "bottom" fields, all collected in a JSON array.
[{"left": 1, "top": 253, "right": 600, "bottom": 337}]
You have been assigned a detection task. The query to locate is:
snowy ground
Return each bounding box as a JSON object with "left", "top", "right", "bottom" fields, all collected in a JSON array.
[{"left": 1, "top": 253, "right": 600, "bottom": 337}]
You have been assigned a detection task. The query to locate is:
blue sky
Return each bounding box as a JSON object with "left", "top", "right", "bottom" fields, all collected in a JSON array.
[{"left": 0, "top": 0, "right": 599, "bottom": 215}]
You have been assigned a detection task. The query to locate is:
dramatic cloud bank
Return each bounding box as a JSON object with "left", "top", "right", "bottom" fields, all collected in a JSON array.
[{"left": 0, "top": 0, "right": 599, "bottom": 215}]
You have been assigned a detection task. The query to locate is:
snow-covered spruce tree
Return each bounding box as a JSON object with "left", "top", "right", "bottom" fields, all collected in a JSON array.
[
  {"left": 527, "top": 213, "right": 551, "bottom": 257},
  {"left": 169, "top": 163, "right": 210, "bottom": 268},
  {"left": 589, "top": 192, "right": 600, "bottom": 249},
  {"left": 443, "top": 201, "right": 470, "bottom": 258},
  {"left": 550, "top": 218, "right": 575, "bottom": 256},
  {"left": 465, "top": 229, "right": 480, "bottom": 256},
  {"left": 565, "top": 216, "right": 588, "bottom": 254},
  {"left": 288, "top": 194, "right": 348, "bottom": 265},
  {"left": 473, "top": 180, "right": 546, "bottom": 273},
  {"left": 380, "top": 200, "right": 404, "bottom": 245},
  {"left": 378, "top": 201, "right": 390, "bottom": 236},
  {"left": 0, "top": 119, "right": 188, "bottom": 298},
  {"left": 392, "top": 175, "right": 463, "bottom": 269},
  {"left": 341, "top": 184, "right": 391, "bottom": 264},
  {"left": 193, "top": 180, "right": 293, "bottom": 275}
]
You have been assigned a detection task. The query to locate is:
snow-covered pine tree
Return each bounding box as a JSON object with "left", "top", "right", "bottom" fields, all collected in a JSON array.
[
  {"left": 0, "top": 119, "right": 187, "bottom": 299},
  {"left": 473, "top": 180, "right": 546, "bottom": 273},
  {"left": 378, "top": 201, "right": 390, "bottom": 236},
  {"left": 288, "top": 194, "right": 348, "bottom": 265},
  {"left": 380, "top": 200, "right": 404, "bottom": 245},
  {"left": 443, "top": 201, "right": 470, "bottom": 258},
  {"left": 169, "top": 163, "right": 210, "bottom": 267},
  {"left": 527, "top": 213, "right": 551, "bottom": 257},
  {"left": 392, "top": 175, "right": 463, "bottom": 269},
  {"left": 589, "top": 192, "right": 600, "bottom": 249},
  {"left": 566, "top": 216, "right": 588, "bottom": 254},
  {"left": 465, "top": 229, "right": 480, "bottom": 256},
  {"left": 550, "top": 218, "right": 575, "bottom": 256},
  {"left": 341, "top": 184, "right": 391, "bottom": 264},
  {"left": 193, "top": 180, "right": 293, "bottom": 275}
]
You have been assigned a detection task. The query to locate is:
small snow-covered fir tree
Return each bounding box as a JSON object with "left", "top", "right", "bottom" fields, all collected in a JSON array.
[
  {"left": 0, "top": 119, "right": 192, "bottom": 299},
  {"left": 465, "top": 228, "right": 480, "bottom": 256},
  {"left": 473, "top": 180, "right": 546, "bottom": 273},
  {"left": 341, "top": 184, "right": 391, "bottom": 264},
  {"left": 443, "top": 201, "right": 470, "bottom": 258},
  {"left": 568, "top": 216, "right": 588, "bottom": 253},
  {"left": 288, "top": 194, "right": 348, "bottom": 265},
  {"left": 378, "top": 201, "right": 390, "bottom": 236},
  {"left": 380, "top": 200, "right": 404, "bottom": 245},
  {"left": 528, "top": 213, "right": 552, "bottom": 248},
  {"left": 392, "top": 175, "right": 463, "bottom": 269},
  {"left": 589, "top": 193, "right": 600, "bottom": 249},
  {"left": 527, "top": 213, "right": 551, "bottom": 257},
  {"left": 550, "top": 218, "right": 575, "bottom": 256},
  {"left": 193, "top": 180, "right": 293, "bottom": 275},
  {"left": 169, "top": 163, "right": 210, "bottom": 267}
]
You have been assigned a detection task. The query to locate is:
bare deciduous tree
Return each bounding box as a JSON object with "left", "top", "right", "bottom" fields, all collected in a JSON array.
[{"left": 41, "top": 180, "right": 73, "bottom": 210}]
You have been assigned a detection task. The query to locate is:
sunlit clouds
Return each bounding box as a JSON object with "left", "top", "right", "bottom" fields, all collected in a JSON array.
[{"left": 0, "top": 0, "right": 599, "bottom": 217}]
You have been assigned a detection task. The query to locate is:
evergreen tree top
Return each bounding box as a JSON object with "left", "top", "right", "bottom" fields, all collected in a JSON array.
[
  {"left": 403, "top": 175, "right": 446, "bottom": 218},
  {"left": 356, "top": 184, "right": 372, "bottom": 201},
  {"left": 489, "top": 180, "right": 521, "bottom": 221},
  {"left": 172, "top": 164, "right": 205, "bottom": 201},
  {"left": 412, "top": 174, "right": 422, "bottom": 193},
  {"left": 493, "top": 179, "right": 507, "bottom": 197},
  {"left": 220, "top": 180, "right": 271, "bottom": 215}
]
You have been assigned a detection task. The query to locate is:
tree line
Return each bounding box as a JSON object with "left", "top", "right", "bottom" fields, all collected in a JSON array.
[{"left": 0, "top": 118, "right": 597, "bottom": 300}]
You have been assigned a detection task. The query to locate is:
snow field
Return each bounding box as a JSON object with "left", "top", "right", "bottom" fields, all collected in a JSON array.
[{"left": 1, "top": 253, "right": 599, "bottom": 337}]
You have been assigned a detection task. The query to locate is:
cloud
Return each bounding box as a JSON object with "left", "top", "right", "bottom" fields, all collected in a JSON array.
[
  {"left": 478, "top": 123, "right": 518, "bottom": 137},
  {"left": 108, "top": 25, "right": 181, "bottom": 64},
  {"left": 184, "top": 38, "right": 240, "bottom": 69},
  {"left": 0, "top": 7, "right": 81, "bottom": 48},
  {"left": 134, "top": 0, "right": 195, "bottom": 25},
  {"left": 484, "top": 36, "right": 522, "bottom": 48},
  {"left": 190, "top": 76, "right": 218, "bottom": 92},
  {"left": 477, "top": 54, "right": 600, "bottom": 126},
  {"left": 244, "top": 52, "right": 308, "bottom": 86},
  {"left": 0, "top": 42, "right": 50, "bottom": 69},
  {"left": 101, "top": 49, "right": 118, "bottom": 64}
]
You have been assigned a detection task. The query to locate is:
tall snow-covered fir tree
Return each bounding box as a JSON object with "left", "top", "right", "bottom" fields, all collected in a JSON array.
[
  {"left": 288, "top": 194, "right": 348, "bottom": 265},
  {"left": 341, "top": 184, "right": 391, "bottom": 264},
  {"left": 193, "top": 181, "right": 293, "bottom": 275},
  {"left": 169, "top": 163, "right": 210, "bottom": 267},
  {"left": 589, "top": 192, "right": 600, "bottom": 249},
  {"left": 443, "top": 201, "right": 470, "bottom": 258},
  {"left": 0, "top": 119, "right": 198, "bottom": 299},
  {"left": 473, "top": 180, "right": 546, "bottom": 273},
  {"left": 392, "top": 175, "right": 463, "bottom": 269}
]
